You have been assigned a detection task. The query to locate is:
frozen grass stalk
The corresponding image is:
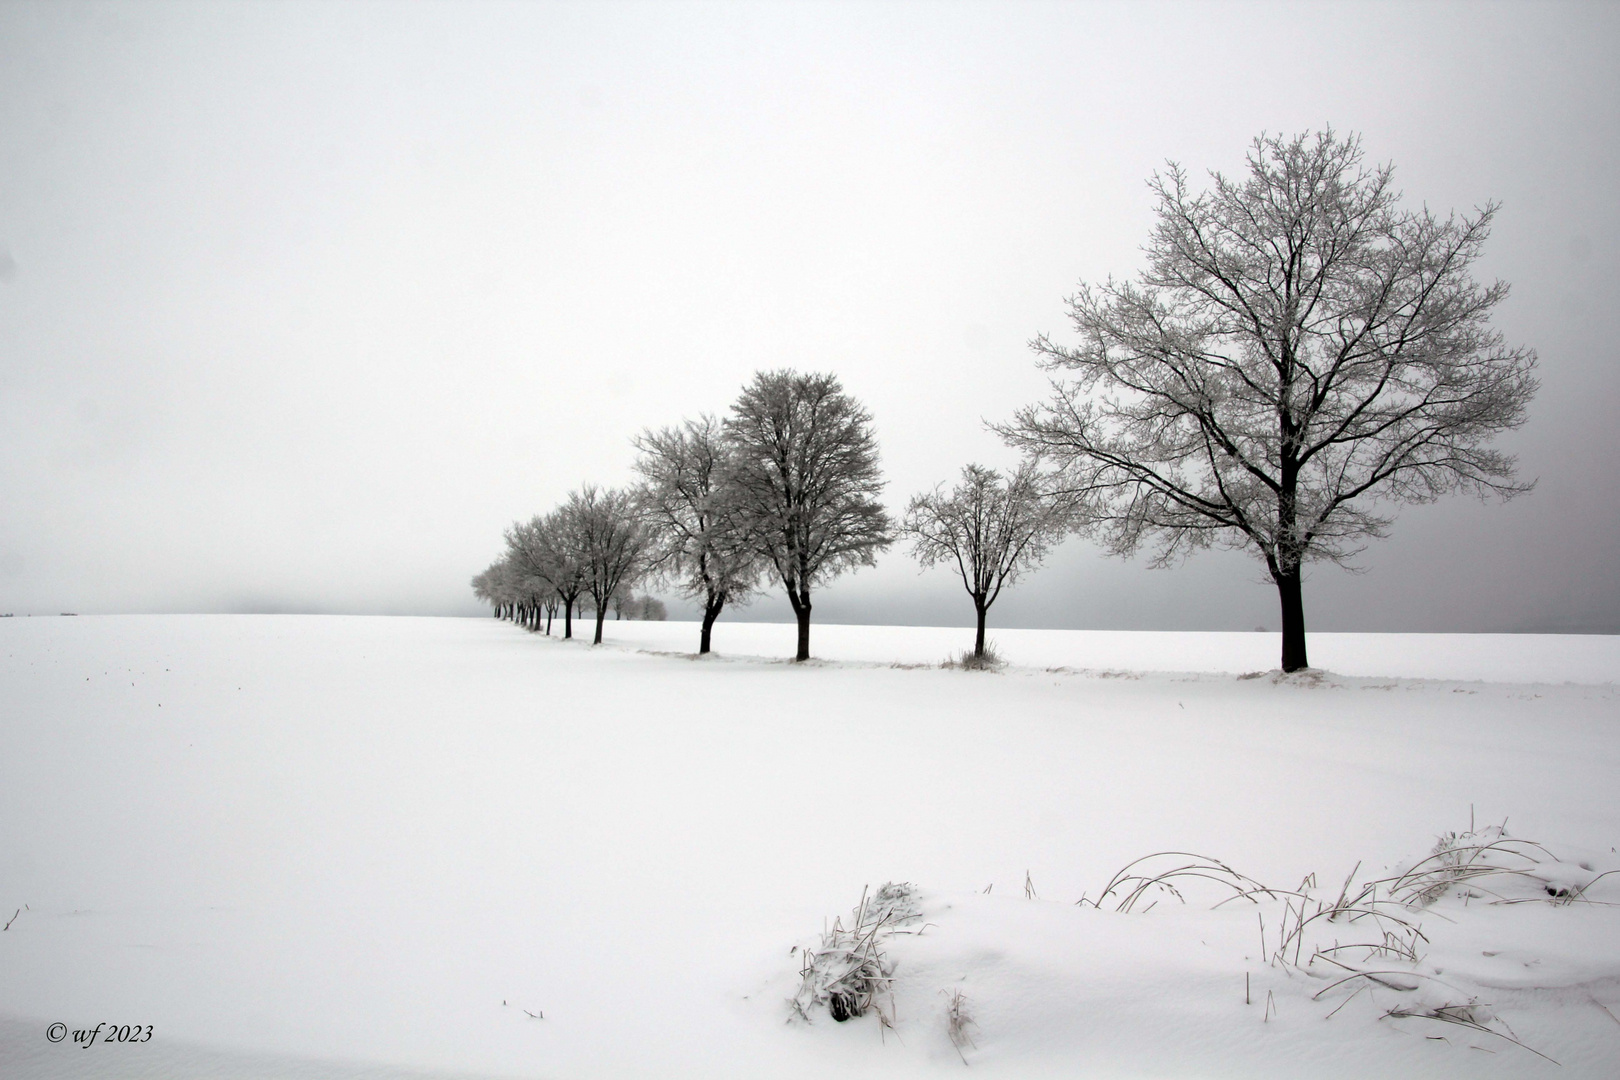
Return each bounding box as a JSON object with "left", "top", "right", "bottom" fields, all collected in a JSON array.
[{"left": 941, "top": 987, "right": 977, "bottom": 1063}]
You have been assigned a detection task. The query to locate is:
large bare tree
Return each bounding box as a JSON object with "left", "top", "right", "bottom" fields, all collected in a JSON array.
[
  {"left": 723, "top": 370, "right": 893, "bottom": 661},
  {"left": 1000, "top": 130, "right": 1537, "bottom": 671},
  {"left": 902, "top": 462, "right": 1069, "bottom": 660},
  {"left": 633, "top": 415, "right": 762, "bottom": 654}
]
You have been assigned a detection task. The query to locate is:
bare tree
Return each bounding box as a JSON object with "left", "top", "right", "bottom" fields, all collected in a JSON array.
[
  {"left": 902, "top": 462, "right": 1069, "bottom": 660},
  {"left": 999, "top": 129, "right": 1537, "bottom": 671},
  {"left": 633, "top": 415, "right": 762, "bottom": 654},
  {"left": 566, "top": 484, "right": 654, "bottom": 646},
  {"left": 723, "top": 370, "right": 893, "bottom": 661},
  {"left": 505, "top": 512, "right": 587, "bottom": 638}
]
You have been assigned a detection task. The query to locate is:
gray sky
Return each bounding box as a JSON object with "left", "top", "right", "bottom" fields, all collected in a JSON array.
[{"left": 2, "top": 0, "right": 1616, "bottom": 633}]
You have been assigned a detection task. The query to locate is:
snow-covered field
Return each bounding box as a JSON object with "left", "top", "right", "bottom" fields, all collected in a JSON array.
[{"left": 2, "top": 614, "right": 1618, "bottom": 1079}]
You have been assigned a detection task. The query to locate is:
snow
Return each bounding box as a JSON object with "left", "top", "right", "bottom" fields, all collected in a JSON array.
[{"left": 1, "top": 614, "right": 1617, "bottom": 1078}]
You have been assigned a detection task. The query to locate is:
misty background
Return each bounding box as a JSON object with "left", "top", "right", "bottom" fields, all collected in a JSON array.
[{"left": 1, "top": 0, "right": 1616, "bottom": 633}]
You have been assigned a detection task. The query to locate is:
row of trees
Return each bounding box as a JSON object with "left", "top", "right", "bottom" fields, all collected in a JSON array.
[
  {"left": 477, "top": 129, "right": 1536, "bottom": 672},
  {"left": 476, "top": 368, "right": 1073, "bottom": 662}
]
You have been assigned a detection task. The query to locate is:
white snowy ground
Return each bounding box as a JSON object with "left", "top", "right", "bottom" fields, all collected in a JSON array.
[{"left": 1, "top": 614, "right": 1617, "bottom": 1079}]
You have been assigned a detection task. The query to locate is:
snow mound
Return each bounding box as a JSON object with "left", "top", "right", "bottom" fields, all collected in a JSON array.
[{"left": 790, "top": 828, "right": 1620, "bottom": 1072}]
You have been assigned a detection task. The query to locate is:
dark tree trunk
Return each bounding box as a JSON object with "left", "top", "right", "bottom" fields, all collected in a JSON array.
[
  {"left": 792, "top": 593, "right": 811, "bottom": 662},
  {"left": 699, "top": 595, "right": 724, "bottom": 654},
  {"left": 1275, "top": 411, "right": 1308, "bottom": 672},
  {"left": 1275, "top": 566, "right": 1308, "bottom": 672},
  {"left": 563, "top": 601, "right": 573, "bottom": 639},
  {"left": 974, "top": 599, "right": 988, "bottom": 658},
  {"left": 594, "top": 606, "right": 606, "bottom": 645}
]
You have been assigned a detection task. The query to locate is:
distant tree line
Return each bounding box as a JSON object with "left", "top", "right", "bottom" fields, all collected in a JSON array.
[
  {"left": 477, "top": 369, "right": 992, "bottom": 660},
  {"left": 476, "top": 130, "right": 1535, "bottom": 672}
]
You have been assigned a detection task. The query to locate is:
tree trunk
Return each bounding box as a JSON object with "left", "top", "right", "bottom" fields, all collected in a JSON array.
[
  {"left": 974, "top": 597, "right": 988, "bottom": 658},
  {"left": 594, "top": 607, "right": 606, "bottom": 645},
  {"left": 699, "top": 595, "right": 724, "bottom": 654},
  {"left": 563, "top": 601, "right": 573, "bottom": 639},
  {"left": 1275, "top": 566, "right": 1308, "bottom": 672},
  {"left": 793, "top": 595, "right": 811, "bottom": 662}
]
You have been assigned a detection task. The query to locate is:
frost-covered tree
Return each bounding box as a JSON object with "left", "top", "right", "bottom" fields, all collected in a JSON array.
[
  {"left": 566, "top": 484, "right": 654, "bottom": 646},
  {"left": 902, "top": 462, "right": 1070, "bottom": 660},
  {"left": 723, "top": 370, "right": 893, "bottom": 661},
  {"left": 505, "top": 512, "right": 587, "bottom": 638},
  {"left": 472, "top": 555, "right": 539, "bottom": 626},
  {"left": 634, "top": 415, "right": 762, "bottom": 654},
  {"left": 470, "top": 561, "right": 504, "bottom": 618},
  {"left": 1000, "top": 130, "right": 1537, "bottom": 672}
]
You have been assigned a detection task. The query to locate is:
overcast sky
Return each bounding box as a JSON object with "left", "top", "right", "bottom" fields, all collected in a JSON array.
[{"left": 1, "top": 0, "right": 1617, "bottom": 633}]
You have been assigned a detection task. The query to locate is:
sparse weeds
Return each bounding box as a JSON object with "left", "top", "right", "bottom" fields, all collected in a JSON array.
[
  {"left": 794, "top": 825, "right": 1607, "bottom": 1062},
  {"left": 1382, "top": 824, "right": 1586, "bottom": 907},
  {"left": 791, "top": 883, "right": 923, "bottom": 1027},
  {"left": 1080, "top": 851, "right": 1287, "bottom": 913},
  {"left": 1077, "top": 822, "right": 1611, "bottom": 1062},
  {"left": 943, "top": 642, "right": 1005, "bottom": 671},
  {"left": 940, "top": 988, "right": 977, "bottom": 1062}
]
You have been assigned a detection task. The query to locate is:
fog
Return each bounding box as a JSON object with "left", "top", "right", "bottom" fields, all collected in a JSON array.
[{"left": 2, "top": 1, "right": 1616, "bottom": 632}]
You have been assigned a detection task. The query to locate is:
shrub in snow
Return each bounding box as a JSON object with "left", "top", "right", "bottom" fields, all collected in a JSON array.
[{"left": 790, "top": 882, "right": 921, "bottom": 1026}]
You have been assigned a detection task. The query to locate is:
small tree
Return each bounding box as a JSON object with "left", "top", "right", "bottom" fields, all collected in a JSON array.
[
  {"left": 634, "top": 415, "right": 762, "bottom": 654},
  {"left": 723, "top": 370, "right": 893, "bottom": 661},
  {"left": 902, "top": 462, "right": 1069, "bottom": 660},
  {"left": 1000, "top": 130, "right": 1537, "bottom": 671},
  {"left": 566, "top": 484, "right": 654, "bottom": 646}
]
